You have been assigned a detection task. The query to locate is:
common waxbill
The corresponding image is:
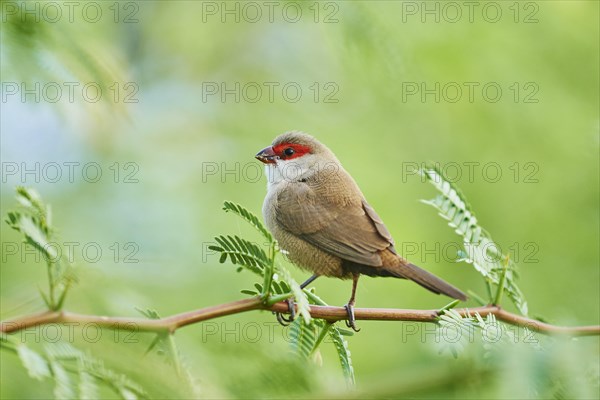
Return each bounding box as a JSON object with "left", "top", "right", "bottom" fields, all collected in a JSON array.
[{"left": 256, "top": 131, "right": 467, "bottom": 330}]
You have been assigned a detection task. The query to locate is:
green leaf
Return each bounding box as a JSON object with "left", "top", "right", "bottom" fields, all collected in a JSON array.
[
  {"left": 78, "top": 371, "right": 99, "bottom": 400},
  {"left": 212, "top": 235, "right": 267, "bottom": 275},
  {"left": 16, "top": 186, "right": 46, "bottom": 215},
  {"left": 5, "top": 187, "right": 79, "bottom": 311},
  {"left": 144, "top": 334, "right": 164, "bottom": 355},
  {"left": 45, "top": 342, "right": 81, "bottom": 359},
  {"left": 10, "top": 338, "right": 148, "bottom": 399},
  {"left": 135, "top": 308, "right": 168, "bottom": 355},
  {"left": 222, "top": 201, "right": 273, "bottom": 242},
  {"left": 280, "top": 281, "right": 290, "bottom": 293},
  {"left": 420, "top": 166, "right": 528, "bottom": 315},
  {"left": 434, "top": 309, "right": 473, "bottom": 358},
  {"left": 336, "top": 328, "right": 355, "bottom": 337},
  {"left": 39, "top": 288, "right": 51, "bottom": 308},
  {"left": 328, "top": 326, "right": 355, "bottom": 386},
  {"left": 289, "top": 318, "right": 316, "bottom": 359},
  {"left": 118, "top": 387, "right": 139, "bottom": 400},
  {"left": 135, "top": 307, "right": 161, "bottom": 320},
  {"left": 277, "top": 266, "right": 311, "bottom": 324},
  {"left": 16, "top": 344, "right": 51, "bottom": 380},
  {"left": 438, "top": 299, "right": 461, "bottom": 313},
  {"left": 9, "top": 214, "right": 57, "bottom": 260},
  {"left": 214, "top": 201, "right": 356, "bottom": 384},
  {"left": 5, "top": 211, "right": 20, "bottom": 228},
  {"left": 271, "top": 280, "right": 282, "bottom": 294},
  {"left": 50, "top": 361, "right": 75, "bottom": 399}
]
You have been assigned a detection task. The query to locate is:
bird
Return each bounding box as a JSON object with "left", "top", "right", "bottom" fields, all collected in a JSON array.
[{"left": 255, "top": 131, "right": 467, "bottom": 330}]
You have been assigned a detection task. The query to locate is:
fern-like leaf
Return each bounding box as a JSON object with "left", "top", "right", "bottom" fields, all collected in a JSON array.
[
  {"left": 16, "top": 344, "right": 51, "bottom": 380},
  {"left": 49, "top": 360, "right": 75, "bottom": 399},
  {"left": 5, "top": 187, "right": 77, "bottom": 311},
  {"left": 11, "top": 340, "right": 147, "bottom": 399},
  {"left": 435, "top": 309, "right": 477, "bottom": 357},
  {"left": 78, "top": 371, "right": 99, "bottom": 400},
  {"left": 210, "top": 235, "right": 268, "bottom": 275},
  {"left": 223, "top": 201, "right": 273, "bottom": 242},
  {"left": 277, "top": 265, "right": 311, "bottom": 324},
  {"left": 215, "top": 201, "right": 354, "bottom": 384},
  {"left": 421, "top": 167, "right": 528, "bottom": 315},
  {"left": 289, "top": 318, "right": 317, "bottom": 359},
  {"left": 328, "top": 326, "right": 355, "bottom": 386}
]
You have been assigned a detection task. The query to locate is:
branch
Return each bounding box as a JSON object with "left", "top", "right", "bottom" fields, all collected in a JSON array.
[{"left": 1, "top": 298, "right": 598, "bottom": 337}]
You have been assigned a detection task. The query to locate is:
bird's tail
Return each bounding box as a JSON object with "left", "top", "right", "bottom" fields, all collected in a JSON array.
[{"left": 386, "top": 260, "right": 467, "bottom": 301}]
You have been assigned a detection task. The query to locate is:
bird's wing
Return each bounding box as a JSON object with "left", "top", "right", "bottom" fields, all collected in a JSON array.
[
  {"left": 362, "top": 200, "right": 397, "bottom": 255},
  {"left": 275, "top": 181, "right": 393, "bottom": 266}
]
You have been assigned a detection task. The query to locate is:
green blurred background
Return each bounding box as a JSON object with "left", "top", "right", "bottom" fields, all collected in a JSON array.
[{"left": 1, "top": 1, "right": 598, "bottom": 398}]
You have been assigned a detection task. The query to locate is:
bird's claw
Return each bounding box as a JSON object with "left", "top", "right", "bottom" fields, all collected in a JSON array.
[
  {"left": 275, "top": 311, "right": 291, "bottom": 326},
  {"left": 344, "top": 303, "right": 360, "bottom": 332},
  {"left": 277, "top": 298, "right": 361, "bottom": 332},
  {"left": 275, "top": 298, "right": 296, "bottom": 326}
]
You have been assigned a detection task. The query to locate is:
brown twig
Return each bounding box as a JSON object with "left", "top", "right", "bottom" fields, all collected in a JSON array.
[{"left": 1, "top": 297, "right": 598, "bottom": 337}]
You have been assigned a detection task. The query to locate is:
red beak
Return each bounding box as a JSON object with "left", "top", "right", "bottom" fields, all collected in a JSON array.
[{"left": 255, "top": 146, "right": 277, "bottom": 164}]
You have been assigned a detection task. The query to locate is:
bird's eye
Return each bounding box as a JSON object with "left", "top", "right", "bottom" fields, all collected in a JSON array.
[{"left": 283, "top": 147, "right": 295, "bottom": 156}]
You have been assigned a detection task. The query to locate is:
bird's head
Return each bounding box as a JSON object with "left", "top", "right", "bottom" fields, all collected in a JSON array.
[
  {"left": 255, "top": 131, "right": 329, "bottom": 164},
  {"left": 256, "top": 131, "right": 340, "bottom": 186}
]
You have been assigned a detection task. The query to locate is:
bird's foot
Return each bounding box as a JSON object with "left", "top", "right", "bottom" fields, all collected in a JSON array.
[
  {"left": 344, "top": 303, "right": 360, "bottom": 332},
  {"left": 274, "top": 298, "right": 296, "bottom": 326}
]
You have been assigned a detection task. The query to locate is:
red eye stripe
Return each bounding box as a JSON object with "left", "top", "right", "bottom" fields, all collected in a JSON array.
[{"left": 272, "top": 143, "right": 311, "bottom": 160}]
